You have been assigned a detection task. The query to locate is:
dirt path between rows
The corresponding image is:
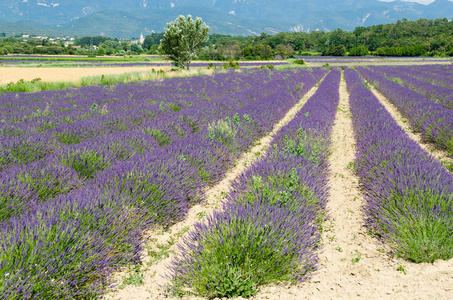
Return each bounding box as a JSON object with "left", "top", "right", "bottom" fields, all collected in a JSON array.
[
  {"left": 104, "top": 73, "right": 328, "bottom": 300},
  {"left": 247, "top": 71, "right": 453, "bottom": 299}
]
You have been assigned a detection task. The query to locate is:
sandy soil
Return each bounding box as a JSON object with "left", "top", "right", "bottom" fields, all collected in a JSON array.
[
  {"left": 104, "top": 73, "right": 328, "bottom": 300},
  {"left": 0, "top": 66, "right": 171, "bottom": 84}
]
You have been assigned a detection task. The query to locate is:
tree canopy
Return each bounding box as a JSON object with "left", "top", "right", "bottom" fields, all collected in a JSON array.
[
  {"left": 195, "top": 18, "right": 453, "bottom": 58},
  {"left": 159, "top": 15, "right": 209, "bottom": 69}
]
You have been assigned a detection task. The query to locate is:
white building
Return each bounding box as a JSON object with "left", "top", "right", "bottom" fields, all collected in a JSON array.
[{"left": 131, "top": 33, "right": 145, "bottom": 45}]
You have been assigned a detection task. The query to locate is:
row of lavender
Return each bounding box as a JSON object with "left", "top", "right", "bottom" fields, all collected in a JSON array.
[
  {"left": 390, "top": 64, "right": 453, "bottom": 90},
  {"left": 358, "top": 67, "right": 453, "bottom": 157},
  {"left": 345, "top": 68, "right": 453, "bottom": 263},
  {"left": 0, "top": 68, "right": 327, "bottom": 298},
  {"left": 166, "top": 70, "right": 340, "bottom": 298},
  {"left": 367, "top": 65, "right": 453, "bottom": 109}
]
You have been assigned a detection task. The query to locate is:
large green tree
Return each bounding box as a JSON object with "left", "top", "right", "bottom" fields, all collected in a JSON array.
[
  {"left": 159, "top": 15, "right": 209, "bottom": 70},
  {"left": 275, "top": 44, "right": 294, "bottom": 59}
]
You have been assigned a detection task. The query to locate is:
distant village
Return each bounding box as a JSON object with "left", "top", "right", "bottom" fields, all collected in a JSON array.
[{"left": 0, "top": 33, "right": 151, "bottom": 55}]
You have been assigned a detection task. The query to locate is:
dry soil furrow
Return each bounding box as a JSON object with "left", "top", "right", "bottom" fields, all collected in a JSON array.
[
  {"left": 104, "top": 72, "right": 328, "bottom": 300},
  {"left": 252, "top": 71, "right": 453, "bottom": 300}
]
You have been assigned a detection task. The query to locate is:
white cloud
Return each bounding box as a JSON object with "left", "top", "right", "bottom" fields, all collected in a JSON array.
[{"left": 378, "top": 0, "right": 435, "bottom": 4}]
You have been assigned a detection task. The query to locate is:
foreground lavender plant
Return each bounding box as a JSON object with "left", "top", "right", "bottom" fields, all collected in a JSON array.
[
  {"left": 0, "top": 187, "right": 146, "bottom": 299},
  {"left": 168, "top": 201, "right": 319, "bottom": 299},
  {"left": 346, "top": 68, "right": 453, "bottom": 263}
]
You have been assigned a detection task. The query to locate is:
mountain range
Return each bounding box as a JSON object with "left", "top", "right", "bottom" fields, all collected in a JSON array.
[{"left": 1, "top": 0, "right": 452, "bottom": 37}]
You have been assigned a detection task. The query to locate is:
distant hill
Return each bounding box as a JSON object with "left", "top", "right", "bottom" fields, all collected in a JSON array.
[
  {"left": 59, "top": 7, "right": 295, "bottom": 37},
  {"left": 1, "top": 0, "right": 453, "bottom": 37}
]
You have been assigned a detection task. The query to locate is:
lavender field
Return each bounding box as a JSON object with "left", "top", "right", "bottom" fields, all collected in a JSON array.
[
  {"left": 167, "top": 70, "right": 340, "bottom": 298},
  {"left": 0, "top": 67, "right": 327, "bottom": 298},
  {"left": 1, "top": 64, "right": 453, "bottom": 299}
]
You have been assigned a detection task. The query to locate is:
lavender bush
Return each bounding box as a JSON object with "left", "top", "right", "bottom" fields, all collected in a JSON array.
[
  {"left": 167, "top": 201, "right": 319, "bottom": 299},
  {"left": 0, "top": 187, "right": 146, "bottom": 299}
]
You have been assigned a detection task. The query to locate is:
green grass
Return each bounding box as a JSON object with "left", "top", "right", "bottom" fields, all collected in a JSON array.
[
  {"left": 238, "top": 168, "right": 320, "bottom": 211},
  {"left": 59, "top": 149, "right": 112, "bottom": 180}
]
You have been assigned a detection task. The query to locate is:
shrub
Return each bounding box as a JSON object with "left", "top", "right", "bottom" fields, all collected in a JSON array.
[
  {"left": 349, "top": 45, "right": 369, "bottom": 56},
  {"left": 59, "top": 148, "right": 113, "bottom": 179},
  {"left": 223, "top": 61, "right": 240, "bottom": 69},
  {"left": 167, "top": 201, "right": 318, "bottom": 299}
]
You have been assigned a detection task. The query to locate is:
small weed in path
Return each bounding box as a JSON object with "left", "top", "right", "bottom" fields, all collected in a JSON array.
[
  {"left": 197, "top": 211, "right": 207, "bottom": 220},
  {"left": 119, "top": 265, "right": 145, "bottom": 288},
  {"left": 397, "top": 265, "right": 407, "bottom": 275},
  {"left": 351, "top": 250, "right": 362, "bottom": 265}
]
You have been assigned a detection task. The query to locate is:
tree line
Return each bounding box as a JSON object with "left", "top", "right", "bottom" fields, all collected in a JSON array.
[
  {"left": 1, "top": 18, "right": 453, "bottom": 57},
  {"left": 192, "top": 18, "right": 453, "bottom": 59}
]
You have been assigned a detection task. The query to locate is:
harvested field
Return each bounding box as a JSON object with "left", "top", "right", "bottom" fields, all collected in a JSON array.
[{"left": 0, "top": 66, "right": 171, "bottom": 84}]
